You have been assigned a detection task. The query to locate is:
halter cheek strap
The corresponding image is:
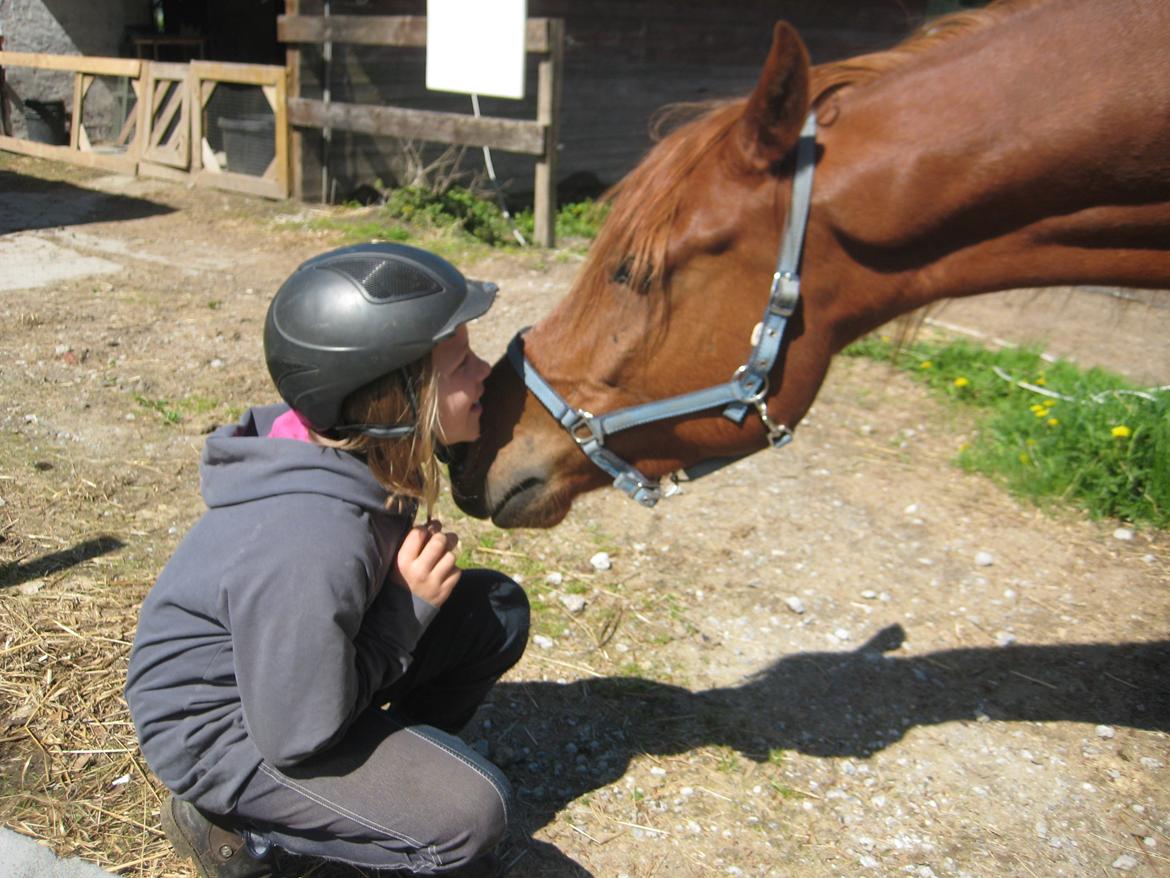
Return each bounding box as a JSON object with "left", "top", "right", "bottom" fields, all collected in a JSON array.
[{"left": 509, "top": 112, "right": 818, "bottom": 507}]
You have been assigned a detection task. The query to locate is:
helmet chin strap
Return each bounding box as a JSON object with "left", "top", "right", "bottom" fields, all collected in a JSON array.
[{"left": 331, "top": 367, "right": 421, "bottom": 440}]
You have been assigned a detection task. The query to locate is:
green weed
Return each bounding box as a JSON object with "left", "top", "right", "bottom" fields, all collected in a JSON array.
[
  {"left": 306, "top": 187, "right": 608, "bottom": 252},
  {"left": 844, "top": 336, "right": 1169, "bottom": 527}
]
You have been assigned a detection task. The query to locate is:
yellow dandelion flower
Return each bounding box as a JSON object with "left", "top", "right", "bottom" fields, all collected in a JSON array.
[
  {"left": 1018, "top": 452, "right": 1031, "bottom": 465},
  {"left": 1047, "top": 417, "right": 1060, "bottom": 427},
  {"left": 1029, "top": 404, "right": 1047, "bottom": 415},
  {"left": 919, "top": 360, "right": 933, "bottom": 369},
  {"left": 1111, "top": 425, "right": 1132, "bottom": 439},
  {"left": 953, "top": 377, "right": 970, "bottom": 388},
  {"left": 1025, "top": 438, "right": 1037, "bottom": 447},
  {"left": 1035, "top": 376, "right": 1047, "bottom": 386}
]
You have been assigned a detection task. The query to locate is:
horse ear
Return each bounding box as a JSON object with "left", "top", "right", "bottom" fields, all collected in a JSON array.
[{"left": 739, "top": 22, "right": 811, "bottom": 167}]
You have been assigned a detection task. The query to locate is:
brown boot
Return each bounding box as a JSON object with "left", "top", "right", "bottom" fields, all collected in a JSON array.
[{"left": 160, "top": 793, "right": 283, "bottom": 878}]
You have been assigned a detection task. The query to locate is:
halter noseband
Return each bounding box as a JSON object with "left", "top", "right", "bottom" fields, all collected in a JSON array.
[{"left": 508, "top": 112, "right": 818, "bottom": 507}]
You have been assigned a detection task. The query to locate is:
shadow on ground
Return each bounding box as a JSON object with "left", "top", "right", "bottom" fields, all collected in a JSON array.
[
  {"left": 478, "top": 626, "right": 1168, "bottom": 874},
  {"left": 0, "top": 535, "right": 125, "bottom": 589},
  {"left": 0, "top": 170, "right": 173, "bottom": 233}
]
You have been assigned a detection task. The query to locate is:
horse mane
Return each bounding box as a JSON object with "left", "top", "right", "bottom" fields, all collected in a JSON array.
[{"left": 582, "top": 0, "right": 1039, "bottom": 300}]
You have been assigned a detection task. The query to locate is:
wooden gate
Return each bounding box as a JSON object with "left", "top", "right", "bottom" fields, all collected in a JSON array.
[
  {"left": 0, "top": 51, "right": 289, "bottom": 199},
  {"left": 140, "top": 62, "right": 189, "bottom": 168}
]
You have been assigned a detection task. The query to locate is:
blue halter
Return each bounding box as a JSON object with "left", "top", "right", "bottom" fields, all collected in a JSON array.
[{"left": 508, "top": 113, "right": 818, "bottom": 507}]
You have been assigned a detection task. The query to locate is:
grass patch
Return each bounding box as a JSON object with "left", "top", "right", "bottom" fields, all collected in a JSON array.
[
  {"left": 308, "top": 186, "right": 609, "bottom": 253},
  {"left": 844, "top": 336, "right": 1169, "bottom": 527},
  {"left": 134, "top": 393, "right": 237, "bottom": 426}
]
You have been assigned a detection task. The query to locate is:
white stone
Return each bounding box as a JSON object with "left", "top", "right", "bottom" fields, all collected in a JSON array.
[
  {"left": 558, "top": 594, "right": 587, "bottom": 614},
  {"left": 1095, "top": 725, "right": 1115, "bottom": 739},
  {"left": 1113, "top": 527, "right": 1135, "bottom": 541},
  {"left": 545, "top": 572, "right": 563, "bottom": 586},
  {"left": 974, "top": 551, "right": 995, "bottom": 567},
  {"left": 532, "top": 634, "right": 554, "bottom": 649},
  {"left": 590, "top": 552, "right": 612, "bottom": 571},
  {"left": 784, "top": 596, "right": 806, "bottom": 614},
  {"left": 1112, "top": 854, "right": 1139, "bottom": 871}
]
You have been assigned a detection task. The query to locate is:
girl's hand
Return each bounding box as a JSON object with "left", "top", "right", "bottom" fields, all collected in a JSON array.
[{"left": 392, "top": 519, "right": 461, "bottom": 607}]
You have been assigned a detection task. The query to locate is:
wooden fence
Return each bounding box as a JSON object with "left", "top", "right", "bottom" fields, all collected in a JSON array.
[
  {"left": 278, "top": 10, "right": 564, "bottom": 247},
  {"left": 0, "top": 52, "right": 289, "bottom": 199}
]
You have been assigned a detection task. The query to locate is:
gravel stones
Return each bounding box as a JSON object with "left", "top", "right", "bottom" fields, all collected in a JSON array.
[{"left": 590, "top": 551, "right": 612, "bottom": 571}]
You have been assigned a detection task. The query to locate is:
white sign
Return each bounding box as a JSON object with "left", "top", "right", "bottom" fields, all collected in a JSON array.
[{"left": 426, "top": 0, "right": 527, "bottom": 100}]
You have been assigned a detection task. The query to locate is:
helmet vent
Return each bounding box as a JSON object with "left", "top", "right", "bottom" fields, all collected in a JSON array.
[{"left": 331, "top": 257, "right": 444, "bottom": 301}]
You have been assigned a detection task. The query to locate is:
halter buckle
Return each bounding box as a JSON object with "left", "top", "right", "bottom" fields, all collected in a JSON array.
[
  {"left": 565, "top": 410, "right": 600, "bottom": 446},
  {"left": 768, "top": 271, "right": 800, "bottom": 316}
]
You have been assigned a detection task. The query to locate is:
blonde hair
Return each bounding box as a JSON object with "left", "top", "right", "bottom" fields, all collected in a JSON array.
[{"left": 313, "top": 356, "right": 443, "bottom": 517}]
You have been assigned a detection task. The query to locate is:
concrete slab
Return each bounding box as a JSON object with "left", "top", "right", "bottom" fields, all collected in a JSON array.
[
  {"left": 0, "top": 234, "right": 121, "bottom": 292},
  {"left": 0, "top": 828, "right": 116, "bottom": 878}
]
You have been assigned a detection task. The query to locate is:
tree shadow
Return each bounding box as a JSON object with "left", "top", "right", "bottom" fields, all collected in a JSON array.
[
  {"left": 481, "top": 625, "right": 1168, "bottom": 874},
  {"left": 0, "top": 535, "right": 125, "bottom": 589},
  {"left": 0, "top": 170, "right": 174, "bottom": 234}
]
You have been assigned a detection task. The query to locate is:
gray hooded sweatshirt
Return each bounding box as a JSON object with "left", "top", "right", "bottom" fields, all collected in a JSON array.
[{"left": 125, "top": 404, "right": 437, "bottom": 814}]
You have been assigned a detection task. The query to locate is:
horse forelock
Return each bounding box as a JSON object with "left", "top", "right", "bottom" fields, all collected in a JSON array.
[
  {"left": 578, "top": 101, "right": 744, "bottom": 304},
  {"left": 574, "top": 0, "right": 1040, "bottom": 308}
]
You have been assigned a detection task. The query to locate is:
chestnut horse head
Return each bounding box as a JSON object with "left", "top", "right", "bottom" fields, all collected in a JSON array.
[{"left": 451, "top": 0, "right": 1170, "bottom": 527}]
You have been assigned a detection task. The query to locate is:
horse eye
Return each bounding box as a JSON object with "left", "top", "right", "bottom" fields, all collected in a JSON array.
[{"left": 611, "top": 260, "right": 632, "bottom": 286}]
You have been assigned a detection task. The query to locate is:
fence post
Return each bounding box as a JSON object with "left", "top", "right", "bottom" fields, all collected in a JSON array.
[
  {"left": 285, "top": 0, "right": 302, "bottom": 200},
  {"left": 0, "top": 29, "right": 11, "bottom": 137},
  {"left": 533, "top": 17, "right": 563, "bottom": 248}
]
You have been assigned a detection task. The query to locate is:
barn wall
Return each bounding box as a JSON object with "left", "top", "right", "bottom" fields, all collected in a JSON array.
[
  {"left": 1, "top": 0, "right": 151, "bottom": 140},
  {"left": 290, "top": 0, "right": 938, "bottom": 204}
]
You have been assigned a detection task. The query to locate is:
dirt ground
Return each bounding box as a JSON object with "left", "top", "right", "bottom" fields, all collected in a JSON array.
[{"left": 1, "top": 153, "right": 1168, "bottom": 878}]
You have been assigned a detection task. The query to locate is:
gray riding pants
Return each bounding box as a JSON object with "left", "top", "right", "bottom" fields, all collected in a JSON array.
[{"left": 228, "top": 570, "right": 529, "bottom": 873}]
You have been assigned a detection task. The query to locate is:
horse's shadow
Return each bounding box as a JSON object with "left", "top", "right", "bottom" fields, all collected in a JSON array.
[{"left": 485, "top": 625, "right": 1168, "bottom": 874}]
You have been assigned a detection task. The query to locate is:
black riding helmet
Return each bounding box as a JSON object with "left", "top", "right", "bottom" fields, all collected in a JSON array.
[{"left": 264, "top": 242, "right": 497, "bottom": 435}]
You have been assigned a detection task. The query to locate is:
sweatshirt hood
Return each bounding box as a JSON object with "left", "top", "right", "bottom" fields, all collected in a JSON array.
[{"left": 200, "top": 404, "right": 390, "bottom": 512}]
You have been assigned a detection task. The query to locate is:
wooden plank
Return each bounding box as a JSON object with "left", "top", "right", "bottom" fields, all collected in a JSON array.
[
  {"left": 272, "top": 68, "right": 290, "bottom": 196},
  {"left": 193, "top": 167, "right": 284, "bottom": 199},
  {"left": 189, "top": 66, "right": 204, "bottom": 173},
  {"left": 141, "top": 62, "right": 190, "bottom": 168},
  {"left": 150, "top": 82, "right": 184, "bottom": 151},
  {"left": 0, "top": 51, "right": 140, "bottom": 77},
  {"left": 131, "top": 71, "right": 146, "bottom": 159},
  {"left": 201, "top": 137, "right": 222, "bottom": 172},
  {"left": 277, "top": 15, "right": 551, "bottom": 53},
  {"left": 115, "top": 107, "right": 137, "bottom": 147},
  {"left": 533, "top": 18, "right": 564, "bottom": 248},
  {"left": 148, "top": 61, "right": 190, "bottom": 81},
  {"left": 285, "top": 0, "right": 303, "bottom": 200},
  {"left": 0, "top": 134, "right": 137, "bottom": 173},
  {"left": 288, "top": 97, "right": 545, "bottom": 155},
  {"left": 70, "top": 73, "right": 83, "bottom": 149},
  {"left": 137, "top": 160, "right": 192, "bottom": 183},
  {"left": 190, "top": 60, "right": 285, "bottom": 87}
]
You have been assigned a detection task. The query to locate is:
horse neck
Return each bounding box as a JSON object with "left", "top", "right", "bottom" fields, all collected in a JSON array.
[{"left": 811, "top": 0, "right": 1170, "bottom": 343}]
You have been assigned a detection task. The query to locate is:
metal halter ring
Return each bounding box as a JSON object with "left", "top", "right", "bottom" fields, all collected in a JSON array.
[{"left": 731, "top": 364, "right": 769, "bottom": 405}]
